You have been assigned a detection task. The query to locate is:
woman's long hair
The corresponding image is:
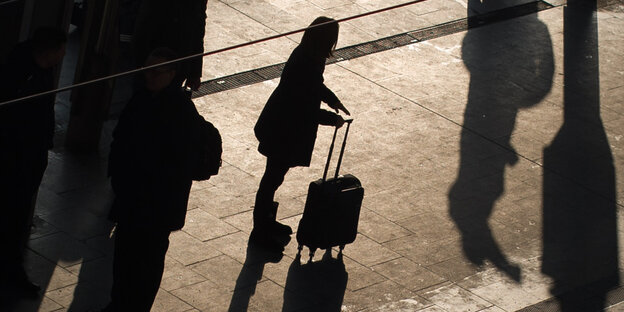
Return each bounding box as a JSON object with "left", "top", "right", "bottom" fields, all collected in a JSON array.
[{"left": 300, "top": 16, "right": 339, "bottom": 58}]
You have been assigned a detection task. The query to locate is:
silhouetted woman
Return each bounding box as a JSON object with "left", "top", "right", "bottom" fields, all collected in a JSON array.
[{"left": 253, "top": 16, "right": 350, "bottom": 249}]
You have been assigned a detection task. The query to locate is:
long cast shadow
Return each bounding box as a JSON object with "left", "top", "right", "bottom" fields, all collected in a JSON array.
[
  {"left": 4, "top": 151, "right": 115, "bottom": 312},
  {"left": 282, "top": 250, "right": 348, "bottom": 312},
  {"left": 541, "top": 0, "right": 620, "bottom": 310},
  {"left": 449, "top": 0, "right": 554, "bottom": 281},
  {"left": 228, "top": 236, "right": 287, "bottom": 312}
]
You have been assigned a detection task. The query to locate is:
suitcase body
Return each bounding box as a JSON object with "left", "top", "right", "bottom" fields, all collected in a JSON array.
[{"left": 296, "top": 120, "right": 364, "bottom": 256}]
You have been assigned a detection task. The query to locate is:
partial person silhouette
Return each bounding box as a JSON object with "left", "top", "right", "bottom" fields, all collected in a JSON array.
[
  {"left": 252, "top": 17, "right": 350, "bottom": 250},
  {"left": 103, "top": 47, "right": 203, "bottom": 312},
  {"left": 0, "top": 27, "right": 67, "bottom": 304},
  {"left": 132, "top": 0, "right": 207, "bottom": 90},
  {"left": 449, "top": 0, "right": 554, "bottom": 281},
  {"left": 542, "top": 0, "right": 619, "bottom": 310}
]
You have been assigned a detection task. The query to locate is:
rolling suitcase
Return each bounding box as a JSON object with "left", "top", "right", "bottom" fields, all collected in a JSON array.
[{"left": 297, "top": 119, "right": 364, "bottom": 259}]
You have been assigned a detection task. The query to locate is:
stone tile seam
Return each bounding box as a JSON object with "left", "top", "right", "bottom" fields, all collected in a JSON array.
[
  {"left": 192, "top": 0, "right": 557, "bottom": 98},
  {"left": 337, "top": 44, "right": 624, "bottom": 212}
]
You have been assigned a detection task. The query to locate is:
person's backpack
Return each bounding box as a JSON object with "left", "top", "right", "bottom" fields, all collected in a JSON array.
[{"left": 192, "top": 115, "right": 222, "bottom": 181}]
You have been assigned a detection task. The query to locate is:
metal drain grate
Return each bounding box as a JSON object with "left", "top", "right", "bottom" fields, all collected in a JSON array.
[{"left": 193, "top": 0, "right": 554, "bottom": 98}]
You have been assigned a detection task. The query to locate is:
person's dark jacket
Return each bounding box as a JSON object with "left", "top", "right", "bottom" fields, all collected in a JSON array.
[
  {"left": 132, "top": 0, "right": 207, "bottom": 83},
  {"left": 254, "top": 46, "right": 340, "bottom": 167},
  {"left": 0, "top": 41, "right": 56, "bottom": 151},
  {"left": 108, "top": 84, "right": 200, "bottom": 231}
]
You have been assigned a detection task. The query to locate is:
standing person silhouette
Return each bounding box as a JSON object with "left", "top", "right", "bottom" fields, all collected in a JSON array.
[
  {"left": 252, "top": 16, "right": 350, "bottom": 250},
  {"left": 0, "top": 27, "right": 66, "bottom": 300},
  {"left": 103, "top": 47, "right": 201, "bottom": 312}
]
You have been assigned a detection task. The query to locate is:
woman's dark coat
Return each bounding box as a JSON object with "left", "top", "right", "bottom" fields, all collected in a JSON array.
[
  {"left": 254, "top": 45, "right": 339, "bottom": 167},
  {"left": 108, "top": 85, "right": 200, "bottom": 231}
]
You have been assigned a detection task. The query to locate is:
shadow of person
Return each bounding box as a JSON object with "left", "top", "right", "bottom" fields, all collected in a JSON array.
[
  {"left": 282, "top": 250, "right": 348, "bottom": 312},
  {"left": 228, "top": 233, "right": 289, "bottom": 312},
  {"left": 542, "top": 0, "right": 619, "bottom": 310},
  {"left": 2, "top": 151, "right": 115, "bottom": 312},
  {"left": 449, "top": 0, "right": 554, "bottom": 282}
]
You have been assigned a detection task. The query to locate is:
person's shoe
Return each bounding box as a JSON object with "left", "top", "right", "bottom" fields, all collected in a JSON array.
[
  {"left": 250, "top": 227, "right": 286, "bottom": 252},
  {"left": 269, "top": 202, "right": 292, "bottom": 235},
  {"left": 271, "top": 220, "right": 292, "bottom": 236}
]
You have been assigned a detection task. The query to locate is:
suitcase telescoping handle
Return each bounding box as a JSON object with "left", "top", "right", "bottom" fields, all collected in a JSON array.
[{"left": 322, "top": 118, "right": 354, "bottom": 182}]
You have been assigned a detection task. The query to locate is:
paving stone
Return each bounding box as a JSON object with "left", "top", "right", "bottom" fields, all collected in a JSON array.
[
  {"left": 426, "top": 256, "right": 485, "bottom": 283},
  {"left": 344, "top": 279, "right": 428, "bottom": 311},
  {"left": 190, "top": 254, "right": 249, "bottom": 290},
  {"left": 167, "top": 231, "right": 223, "bottom": 266},
  {"left": 28, "top": 232, "right": 102, "bottom": 268},
  {"left": 396, "top": 211, "right": 461, "bottom": 244},
  {"left": 228, "top": 1, "right": 305, "bottom": 33},
  {"left": 45, "top": 280, "right": 109, "bottom": 311},
  {"left": 384, "top": 234, "right": 464, "bottom": 266},
  {"left": 24, "top": 250, "right": 79, "bottom": 293},
  {"left": 34, "top": 186, "right": 75, "bottom": 216},
  {"left": 152, "top": 289, "right": 193, "bottom": 312},
  {"left": 245, "top": 280, "right": 289, "bottom": 311},
  {"left": 206, "top": 164, "right": 260, "bottom": 197},
  {"left": 419, "top": 283, "right": 493, "bottom": 312},
  {"left": 361, "top": 187, "right": 424, "bottom": 222},
  {"left": 219, "top": 138, "right": 266, "bottom": 176},
  {"left": 259, "top": 255, "right": 295, "bottom": 288},
  {"left": 188, "top": 185, "right": 252, "bottom": 218},
  {"left": 38, "top": 207, "right": 114, "bottom": 241},
  {"left": 183, "top": 208, "right": 239, "bottom": 241},
  {"left": 339, "top": 55, "right": 404, "bottom": 82},
  {"left": 205, "top": 231, "right": 253, "bottom": 264},
  {"left": 341, "top": 256, "right": 388, "bottom": 292},
  {"left": 223, "top": 210, "right": 254, "bottom": 234},
  {"left": 358, "top": 207, "right": 413, "bottom": 243},
  {"left": 341, "top": 234, "right": 401, "bottom": 267},
  {"left": 478, "top": 306, "right": 507, "bottom": 312},
  {"left": 160, "top": 256, "right": 208, "bottom": 292},
  {"left": 372, "top": 257, "right": 446, "bottom": 292},
  {"left": 472, "top": 280, "right": 544, "bottom": 311},
  {"left": 170, "top": 280, "right": 231, "bottom": 312}
]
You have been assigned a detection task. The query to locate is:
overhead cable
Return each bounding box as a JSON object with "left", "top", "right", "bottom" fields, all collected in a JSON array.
[{"left": 0, "top": 0, "right": 426, "bottom": 107}]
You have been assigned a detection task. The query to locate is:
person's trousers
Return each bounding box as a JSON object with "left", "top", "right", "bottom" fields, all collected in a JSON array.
[
  {"left": 253, "top": 157, "right": 290, "bottom": 224},
  {"left": 108, "top": 223, "right": 171, "bottom": 312},
  {"left": 0, "top": 140, "right": 48, "bottom": 283}
]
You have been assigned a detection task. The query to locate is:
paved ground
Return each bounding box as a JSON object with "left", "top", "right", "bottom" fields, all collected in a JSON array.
[{"left": 7, "top": 0, "right": 624, "bottom": 311}]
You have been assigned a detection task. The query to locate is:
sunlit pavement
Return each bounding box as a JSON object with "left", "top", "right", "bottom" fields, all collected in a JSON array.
[{"left": 10, "top": 0, "right": 624, "bottom": 311}]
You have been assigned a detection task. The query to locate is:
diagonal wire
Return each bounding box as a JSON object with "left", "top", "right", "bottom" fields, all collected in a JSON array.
[{"left": 0, "top": 0, "right": 427, "bottom": 108}]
